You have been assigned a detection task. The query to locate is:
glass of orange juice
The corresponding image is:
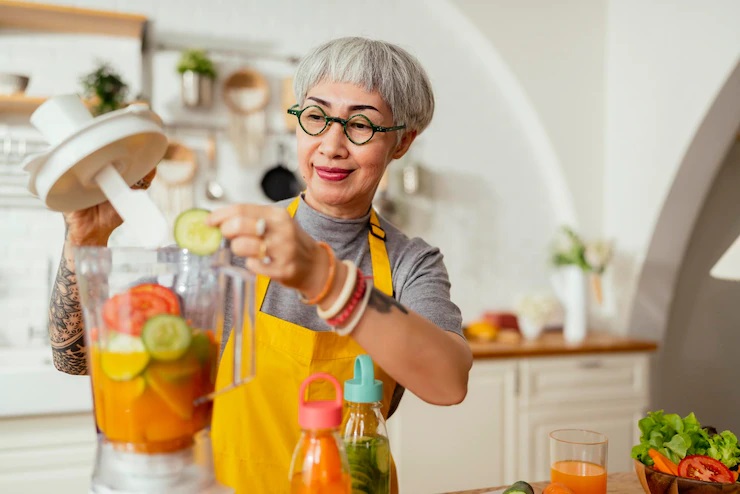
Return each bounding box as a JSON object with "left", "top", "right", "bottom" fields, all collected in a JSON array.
[{"left": 550, "top": 429, "right": 608, "bottom": 494}]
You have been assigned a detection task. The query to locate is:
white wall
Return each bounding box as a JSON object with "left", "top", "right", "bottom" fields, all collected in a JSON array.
[
  {"left": 0, "top": 0, "right": 572, "bottom": 345},
  {"left": 605, "top": 0, "right": 740, "bottom": 334},
  {"left": 452, "top": 0, "right": 607, "bottom": 238}
]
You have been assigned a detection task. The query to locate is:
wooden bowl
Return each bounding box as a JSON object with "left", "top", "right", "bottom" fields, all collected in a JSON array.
[{"left": 634, "top": 459, "right": 740, "bottom": 494}]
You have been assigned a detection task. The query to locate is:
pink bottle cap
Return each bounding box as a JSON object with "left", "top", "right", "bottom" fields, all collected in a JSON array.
[{"left": 298, "top": 373, "right": 343, "bottom": 430}]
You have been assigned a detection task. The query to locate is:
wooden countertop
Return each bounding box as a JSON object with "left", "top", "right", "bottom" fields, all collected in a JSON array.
[
  {"left": 444, "top": 471, "right": 642, "bottom": 494},
  {"left": 468, "top": 331, "right": 658, "bottom": 359}
]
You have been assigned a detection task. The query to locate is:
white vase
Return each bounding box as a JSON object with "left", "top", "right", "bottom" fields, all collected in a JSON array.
[
  {"left": 518, "top": 316, "right": 544, "bottom": 341},
  {"left": 550, "top": 265, "right": 588, "bottom": 344}
]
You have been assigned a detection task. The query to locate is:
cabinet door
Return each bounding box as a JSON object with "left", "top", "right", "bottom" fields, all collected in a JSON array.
[
  {"left": 387, "top": 360, "right": 517, "bottom": 493},
  {"left": 0, "top": 413, "right": 96, "bottom": 493},
  {"left": 517, "top": 403, "right": 645, "bottom": 482}
]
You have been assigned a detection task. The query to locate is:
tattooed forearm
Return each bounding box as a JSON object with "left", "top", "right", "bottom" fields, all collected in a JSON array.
[
  {"left": 48, "top": 248, "right": 88, "bottom": 375},
  {"left": 368, "top": 288, "right": 409, "bottom": 315}
]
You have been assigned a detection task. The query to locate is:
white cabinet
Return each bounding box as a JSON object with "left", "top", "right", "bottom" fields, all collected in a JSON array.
[
  {"left": 517, "top": 353, "right": 649, "bottom": 482},
  {"left": 388, "top": 352, "right": 651, "bottom": 493},
  {"left": 0, "top": 412, "right": 97, "bottom": 494},
  {"left": 387, "top": 360, "right": 518, "bottom": 494}
]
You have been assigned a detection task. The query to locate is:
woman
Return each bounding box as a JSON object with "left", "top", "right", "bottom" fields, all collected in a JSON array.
[{"left": 49, "top": 37, "right": 472, "bottom": 493}]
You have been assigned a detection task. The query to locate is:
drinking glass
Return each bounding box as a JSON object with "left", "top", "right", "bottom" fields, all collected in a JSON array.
[{"left": 550, "top": 429, "right": 608, "bottom": 494}]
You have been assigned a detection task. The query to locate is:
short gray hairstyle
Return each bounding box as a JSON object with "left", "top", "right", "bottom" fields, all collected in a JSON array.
[{"left": 293, "top": 37, "right": 435, "bottom": 135}]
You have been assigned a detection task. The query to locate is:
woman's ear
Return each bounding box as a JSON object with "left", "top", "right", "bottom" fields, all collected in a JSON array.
[{"left": 392, "top": 130, "right": 418, "bottom": 160}]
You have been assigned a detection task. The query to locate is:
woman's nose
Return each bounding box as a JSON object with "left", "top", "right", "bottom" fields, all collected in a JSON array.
[{"left": 318, "top": 121, "right": 349, "bottom": 158}]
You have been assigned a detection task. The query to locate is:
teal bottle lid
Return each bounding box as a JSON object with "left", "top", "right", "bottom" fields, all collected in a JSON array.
[{"left": 344, "top": 354, "right": 383, "bottom": 403}]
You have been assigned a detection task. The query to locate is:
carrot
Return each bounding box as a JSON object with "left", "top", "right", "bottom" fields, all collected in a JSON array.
[
  {"left": 732, "top": 470, "right": 738, "bottom": 482},
  {"left": 649, "top": 448, "right": 679, "bottom": 476},
  {"left": 543, "top": 483, "right": 574, "bottom": 494}
]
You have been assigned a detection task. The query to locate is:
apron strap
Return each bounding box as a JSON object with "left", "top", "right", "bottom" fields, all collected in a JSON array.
[
  {"left": 368, "top": 209, "right": 393, "bottom": 297},
  {"left": 257, "top": 197, "right": 393, "bottom": 307}
]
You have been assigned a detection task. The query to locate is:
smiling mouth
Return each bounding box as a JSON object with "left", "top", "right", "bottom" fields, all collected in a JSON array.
[{"left": 314, "top": 166, "right": 354, "bottom": 182}]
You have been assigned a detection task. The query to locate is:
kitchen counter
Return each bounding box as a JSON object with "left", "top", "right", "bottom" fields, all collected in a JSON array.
[
  {"left": 468, "top": 330, "right": 658, "bottom": 359},
  {"left": 444, "top": 471, "right": 642, "bottom": 494}
]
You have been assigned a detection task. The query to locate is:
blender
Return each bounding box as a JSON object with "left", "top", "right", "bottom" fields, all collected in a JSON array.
[{"left": 24, "top": 96, "right": 255, "bottom": 493}]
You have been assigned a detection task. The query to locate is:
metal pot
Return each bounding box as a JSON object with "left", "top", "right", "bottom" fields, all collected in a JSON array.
[{"left": 180, "top": 70, "right": 214, "bottom": 109}]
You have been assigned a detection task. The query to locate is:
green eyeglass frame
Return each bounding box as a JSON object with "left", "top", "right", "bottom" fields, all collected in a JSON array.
[{"left": 287, "top": 104, "right": 406, "bottom": 145}]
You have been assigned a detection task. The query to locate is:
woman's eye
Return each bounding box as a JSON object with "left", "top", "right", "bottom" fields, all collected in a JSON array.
[
  {"left": 306, "top": 114, "right": 324, "bottom": 121},
  {"left": 350, "top": 122, "right": 369, "bottom": 130}
]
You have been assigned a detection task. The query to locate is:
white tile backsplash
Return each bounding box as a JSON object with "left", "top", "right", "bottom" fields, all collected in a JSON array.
[{"left": 0, "top": 208, "right": 64, "bottom": 346}]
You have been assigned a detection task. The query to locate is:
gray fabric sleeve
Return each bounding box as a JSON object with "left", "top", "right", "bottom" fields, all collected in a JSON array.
[{"left": 394, "top": 240, "right": 464, "bottom": 338}]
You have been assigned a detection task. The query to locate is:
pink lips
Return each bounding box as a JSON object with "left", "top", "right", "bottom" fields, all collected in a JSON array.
[{"left": 314, "top": 166, "right": 353, "bottom": 182}]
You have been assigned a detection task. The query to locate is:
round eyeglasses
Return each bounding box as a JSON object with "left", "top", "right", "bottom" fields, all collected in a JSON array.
[{"left": 287, "top": 104, "right": 406, "bottom": 145}]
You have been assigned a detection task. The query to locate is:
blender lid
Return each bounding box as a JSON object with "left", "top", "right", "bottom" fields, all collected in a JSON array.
[{"left": 22, "top": 95, "right": 168, "bottom": 212}]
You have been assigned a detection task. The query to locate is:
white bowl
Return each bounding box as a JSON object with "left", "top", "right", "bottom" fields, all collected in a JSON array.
[{"left": 0, "top": 73, "right": 30, "bottom": 95}]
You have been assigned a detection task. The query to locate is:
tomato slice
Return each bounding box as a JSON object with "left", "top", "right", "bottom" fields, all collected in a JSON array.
[
  {"left": 103, "top": 291, "right": 172, "bottom": 336},
  {"left": 129, "top": 284, "right": 181, "bottom": 315},
  {"left": 677, "top": 455, "right": 734, "bottom": 483}
]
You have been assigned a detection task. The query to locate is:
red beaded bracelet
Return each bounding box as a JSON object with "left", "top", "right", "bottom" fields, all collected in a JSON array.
[{"left": 326, "top": 269, "right": 366, "bottom": 327}]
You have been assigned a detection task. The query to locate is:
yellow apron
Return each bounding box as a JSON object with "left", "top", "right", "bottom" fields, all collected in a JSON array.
[{"left": 212, "top": 197, "right": 399, "bottom": 493}]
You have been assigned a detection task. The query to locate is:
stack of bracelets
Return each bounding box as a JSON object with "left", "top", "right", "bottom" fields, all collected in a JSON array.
[{"left": 300, "top": 242, "right": 373, "bottom": 336}]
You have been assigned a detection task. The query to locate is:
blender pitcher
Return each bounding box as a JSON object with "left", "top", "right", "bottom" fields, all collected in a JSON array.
[{"left": 75, "top": 245, "right": 255, "bottom": 494}]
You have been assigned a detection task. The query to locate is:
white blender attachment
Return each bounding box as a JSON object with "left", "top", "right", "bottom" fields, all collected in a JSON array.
[{"left": 22, "top": 95, "right": 170, "bottom": 248}]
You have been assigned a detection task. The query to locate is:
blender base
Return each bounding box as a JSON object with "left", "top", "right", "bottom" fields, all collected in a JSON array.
[{"left": 90, "top": 432, "right": 233, "bottom": 494}]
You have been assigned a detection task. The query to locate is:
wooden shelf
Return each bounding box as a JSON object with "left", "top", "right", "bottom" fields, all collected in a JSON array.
[
  {"left": 0, "top": 0, "right": 147, "bottom": 39},
  {"left": 0, "top": 94, "right": 47, "bottom": 114}
]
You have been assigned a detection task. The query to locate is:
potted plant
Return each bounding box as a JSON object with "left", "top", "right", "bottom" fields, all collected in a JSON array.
[
  {"left": 80, "top": 62, "right": 129, "bottom": 116},
  {"left": 177, "top": 49, "right": 217, "bottom": 109}
]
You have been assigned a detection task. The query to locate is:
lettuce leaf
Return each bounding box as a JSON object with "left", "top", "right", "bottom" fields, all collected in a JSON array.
[
  {"left": 707, "top": 431, "right": 740, "bottom": 469},
  {"left": 631, "top": 410, "right": 711, "bottom": 465}
]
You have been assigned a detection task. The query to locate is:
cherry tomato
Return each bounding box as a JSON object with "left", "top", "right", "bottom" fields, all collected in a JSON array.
[
  {"left": 677, "top": 455, "right": 734, "bottom": 483},
  {"left": 103, "top": 291, "right": 171, "bottom": 336},
  {"left": 129, "top": 284, "right": 181, "bottom": 314}
]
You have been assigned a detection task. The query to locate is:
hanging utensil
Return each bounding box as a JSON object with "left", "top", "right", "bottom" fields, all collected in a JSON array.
[
  {"left": 204, "top": 133, "right": 225, "bottom": 201},
  {"left": 222, "top": 68, "right": 270, "bottom": 167},
  {"left": 260, "top": 142, "right": 301, "bottom": 202}
]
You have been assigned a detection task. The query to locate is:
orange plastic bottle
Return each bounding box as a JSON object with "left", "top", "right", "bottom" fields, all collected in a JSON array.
[{"left": 289, "top": 373, "right": 352, "bottom": 494}]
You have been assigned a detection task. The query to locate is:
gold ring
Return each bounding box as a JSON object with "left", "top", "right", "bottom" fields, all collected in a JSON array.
[
  {"left": 255, "top": 218, "right": 267, "bottom": 237},
  {"left": 258, "top": 239, "right": 271, "bottom": 264}
]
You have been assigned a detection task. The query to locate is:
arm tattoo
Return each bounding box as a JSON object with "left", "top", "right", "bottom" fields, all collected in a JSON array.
[
  {"left": 368, "top": 287, "right": 409, "bottom": 315},
  {"left": 48, "top": 251, "right": 88, "bottom": 375}
]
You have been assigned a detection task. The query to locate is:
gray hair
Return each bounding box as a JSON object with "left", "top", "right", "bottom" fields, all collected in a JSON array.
[{"left": 293, "top": 37, "right": 435, "bottom": 135}]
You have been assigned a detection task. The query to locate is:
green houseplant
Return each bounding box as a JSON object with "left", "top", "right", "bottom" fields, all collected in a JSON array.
[
  {"left": 177, "top": 49, "right": 217, "bottom": 79},
  {"left": 80, "top": 62, "right": 129, "bottom": 116},
  {"left": 177, "top": 49, "right": 217, "bottom": 108}
]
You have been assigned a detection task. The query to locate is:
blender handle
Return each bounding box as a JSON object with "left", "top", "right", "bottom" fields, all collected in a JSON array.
[{"left": 194, "top": 263, "right": 256, "bottom": 406}]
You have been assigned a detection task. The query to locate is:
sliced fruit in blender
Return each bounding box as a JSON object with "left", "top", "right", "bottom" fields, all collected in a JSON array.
[
  {"left": 149, "top": 354, "right": 201, "bottom": 383},
  {"left": 129, "top": 283, "right": 181, "bottom": 315},
  {"left": 141, "top": 314, "right": 192, "bottom": 361},
  {"left": 189, "top": 331, "right": 215, "bottom": 364},
  {"left": 100, "top": 335, "right": 150, "bottom": 381},
  {"left": 174, "top": 208, "right": 222, "bottom": 256},
  {"left": 110, "top": 375, "right": 147, "bottom": 401},
  {"left": 103, "top": 290, "right": 173, "bottom": 336},
  {"left": 146, "top": 368, "right": 194, "bottom": 420}
]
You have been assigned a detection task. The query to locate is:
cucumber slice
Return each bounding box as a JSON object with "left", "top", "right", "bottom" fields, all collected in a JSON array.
[
  {"left": 174, "top": 208, "right": 222, "bottom": 256},
  {"left": 141, "top": 315, "right": 192, "bottom": 361},
  {"left": 503, "top": 481, "right": 535, "bottom": 494}
]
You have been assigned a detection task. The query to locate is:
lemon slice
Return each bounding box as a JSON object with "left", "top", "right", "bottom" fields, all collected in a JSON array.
[{"left": 100, "top": 349, "right": 150, "bottom": 381}]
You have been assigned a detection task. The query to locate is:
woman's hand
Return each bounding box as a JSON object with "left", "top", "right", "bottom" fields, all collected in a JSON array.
[
  {"left": 207, "top": 204, "right": 332, "bottom": 297},
  {"left": 64, "top": 169, "right": 157, "bottom": 246}
]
